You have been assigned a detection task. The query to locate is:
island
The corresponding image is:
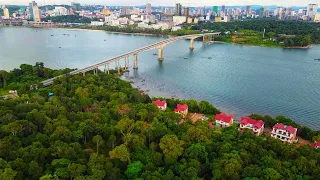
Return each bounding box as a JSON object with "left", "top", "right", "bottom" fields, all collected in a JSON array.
[{"left": 0, "top": 63, "right": 320, "bottom": 179}]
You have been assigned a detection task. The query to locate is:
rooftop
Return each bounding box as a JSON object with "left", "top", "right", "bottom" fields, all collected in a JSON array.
[
  {"left": 215, "top": 112, "right": 234, "bottom": 123},
  {"left": 240, "top": 117, "right": 264, "bottom": 129}
]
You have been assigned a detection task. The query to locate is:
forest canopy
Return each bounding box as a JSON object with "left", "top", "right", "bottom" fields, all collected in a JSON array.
[{"left": 0, "top": 64, "right": 320, "bottom": 180}]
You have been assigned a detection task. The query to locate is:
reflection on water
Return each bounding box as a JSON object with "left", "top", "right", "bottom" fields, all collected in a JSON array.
[{"left": 1, "top": 27, "right": 320, "bottom": 129}]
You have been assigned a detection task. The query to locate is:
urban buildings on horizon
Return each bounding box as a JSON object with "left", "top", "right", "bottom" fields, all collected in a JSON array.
[{"left": 0, "top": 1, "right": 319, "bottom": 27}]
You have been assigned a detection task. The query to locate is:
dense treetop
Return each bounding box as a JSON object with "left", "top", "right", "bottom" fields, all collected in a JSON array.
[
  {"left": 194, "top": 19, "right": 320, "bottom": 44},
  {"left": 0, "top": 64, "right": 320, "bottom": 179}
]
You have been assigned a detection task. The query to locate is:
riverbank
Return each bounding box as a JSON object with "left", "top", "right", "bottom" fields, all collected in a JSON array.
[{"left": 64, "top": 27, "right": 172, "bottom": 37}]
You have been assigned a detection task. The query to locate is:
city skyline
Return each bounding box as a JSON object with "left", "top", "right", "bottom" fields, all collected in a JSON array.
[{"left": 1, "top": 0, "right": 319, "bottom": 7}]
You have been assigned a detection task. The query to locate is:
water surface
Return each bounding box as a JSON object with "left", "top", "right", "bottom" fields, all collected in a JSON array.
[{"left": 1, "top": 27, "right": 320, "bottom": 129}]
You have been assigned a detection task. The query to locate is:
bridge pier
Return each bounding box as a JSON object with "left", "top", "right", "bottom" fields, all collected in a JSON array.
[
  {"left": 190, "top": 39, "right": 195, "bottom": 50},
  {"left": 117, "top": 59, "right": 121, "bottom": 75},
  {"left": 158, "top": 47, "right": 164, "bottom": 60},
  {"left": 125, "top": 56, "right": 129, "bottom": 70},
  {"left": 105, "top": 63, "right": 110, "bottom": 74},
  {"left": 93, "top": 68, "right": 97, "bottom": 75},
  {"left": 133, "top": 54, "right": 138, "bottom": 69}
]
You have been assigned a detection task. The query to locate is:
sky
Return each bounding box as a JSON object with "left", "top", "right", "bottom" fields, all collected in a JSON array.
[{"left": 1, "top": 0, "right": 319, "bottom": 7}]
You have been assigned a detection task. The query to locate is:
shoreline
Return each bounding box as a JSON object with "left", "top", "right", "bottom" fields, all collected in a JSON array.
[
  {"left": 61, "top": 27, "right": 172, "bottom": 37},
  {"left": 10, "top": 26, "right": 316, "bottom": 49}
]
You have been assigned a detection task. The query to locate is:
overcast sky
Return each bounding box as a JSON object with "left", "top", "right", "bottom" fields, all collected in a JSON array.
[{"left": 1, "top": 0, "right": 319, "bottom": 7}]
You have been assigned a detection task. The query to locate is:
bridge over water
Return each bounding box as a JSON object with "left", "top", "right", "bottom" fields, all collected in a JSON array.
[{"left": 42, "top": 32, "right": 221, "bottom": 86}]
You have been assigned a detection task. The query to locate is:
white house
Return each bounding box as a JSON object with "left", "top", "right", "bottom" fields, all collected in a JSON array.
[
  {"left": 215, "top": 112, "right": 234, "bottom": 128},
  {"left": 271, "top": 123, "right": 297, "bottom": 143},
  {"left": 153, "top": 100, "right": 167, "bottom": 110},
  {"left": 239, "top": 117, "right": 264, "bottom": 136}
]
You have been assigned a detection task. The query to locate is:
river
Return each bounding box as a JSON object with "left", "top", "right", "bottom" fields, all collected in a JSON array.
[{"left": 1, "top": 27, "right": 320, "bottom": 129}]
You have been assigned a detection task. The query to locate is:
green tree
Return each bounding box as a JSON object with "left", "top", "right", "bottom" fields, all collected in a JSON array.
[
  {"left": 125, "top": 161, "right": 144, "bottom": 179},
  {"left": 109, "top": 144, "right": 131, "bottom": 163},
  {"left": 159, "top": 135, "right": 185, "bottom": 164},
  {"left": 92, "top": 135, "right": 104, "bottom": 154},
  {"left": 262, "top": 168, "right": 281, "bottom": 180}
]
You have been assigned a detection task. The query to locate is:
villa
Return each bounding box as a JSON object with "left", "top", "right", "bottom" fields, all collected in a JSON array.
[
  {"left": 215, "top": 112, "right": 234, "bottom": 128},
  {"left": 271, "top": 123, "right": 297, "bottom": 143},
  {"left": 174, "top": 104, "right": 188, "bottom": 117},
  {"left": 310, "top": 141, "right": 320, "bottom": 149},
  {"left": 239, "top": 117, "right": 264, "bottom": 136},
  {"left": 152, "top": 100, "right": 167, "bottom": 110}
]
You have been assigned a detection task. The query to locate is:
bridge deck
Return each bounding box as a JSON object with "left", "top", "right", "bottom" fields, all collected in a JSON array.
[{"left": 42, "top": 32, "right": 221, "bottom": 86}]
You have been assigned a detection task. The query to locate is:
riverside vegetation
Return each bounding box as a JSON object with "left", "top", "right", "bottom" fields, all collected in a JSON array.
[
  {"left": 43, "top": 16, "right": 319, "bottom": 48},
  {"left": 0, "top": 63, "right": 320, "bottom": 180}
]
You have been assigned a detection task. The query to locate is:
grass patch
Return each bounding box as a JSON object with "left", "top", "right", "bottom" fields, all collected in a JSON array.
[{"left": 0, "top": 89, "right": 8, "bottom": 96}]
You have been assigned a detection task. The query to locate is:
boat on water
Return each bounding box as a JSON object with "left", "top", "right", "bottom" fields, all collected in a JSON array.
[
  {"left": 184, "top": 57, "right": 189, "bottom": 59},
  {"left": 208, "top": 57, "right": 212, "bottom": 59},
  {"left": 315, "top": 59, "right": 320, "bottom": 61},
  {"left": 51, "top": 35, "right": 54, "bottom": 36},
  {"left": 152, "top": 53, "right": 157, "bottom": 55}
]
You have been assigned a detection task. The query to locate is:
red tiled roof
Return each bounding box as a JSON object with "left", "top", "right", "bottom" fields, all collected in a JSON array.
[
  {"left": 215, "top": 112, "right": 234, "bottom": 123},
  {"left": 273, "top": 123, "right": 285, "bottom": 130},
  {"left": 310, "top": 141, "right": 320, "bottom": 148},
  {"left": 153, "top": 100, "right": 166, "bottom": 107},
  {"left": 273, "top": 123, "right": 296, "bottom": 134},
  {"left": 285, "top": 126, "right": 296, "bottom": 134},
  {"left": 240, "top": 117, "right": 264, "bottom": 129},
  {"left": 208, "top": 123, "right": 214, "bottom": 129},
  {"left": 175, "top": 104, "right": 188, "bottom": 112}
]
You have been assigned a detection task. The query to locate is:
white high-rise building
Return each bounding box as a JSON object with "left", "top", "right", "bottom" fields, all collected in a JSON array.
[
  {"left": 3, "top": 7, "right": 10, "bottom": 19},
  {"left": 307, "top": 4, "right": 318, "bottom": 18},
  {"left": 146, "top": 3, "right": 151, "bottom": 14}
]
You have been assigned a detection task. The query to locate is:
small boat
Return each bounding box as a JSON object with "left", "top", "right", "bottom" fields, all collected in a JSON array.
[
  {"left": 152, "top": 53, "right": 157, "bottom": 56},
  {"left": 208, "top": 57, "right": 212, "bottom": 59},
  {"left": 104, "top": 39, "right": 106, "bottom": 41},
  {"left": 184, "top": 57, "right": 189, "bottom": 59},
  {"left": 315, "top": 58, "right": 320, "bottom": 61},
  {"left": 51, "top": 35, "right": 54, "bottom": 36},
  {"left": 63, "top": 34, "right": 66, "bottom": 35},
  {"left": 59, "top": 47, "right": 61, "bottom": 48}
]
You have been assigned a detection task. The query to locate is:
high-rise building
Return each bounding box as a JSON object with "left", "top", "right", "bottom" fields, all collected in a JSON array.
[
  {"left": 264, "top": 8, "right": 270, "bottom": 17},
  {"left": 259, "top": 7, "right": 264, "bottom": 17},
  {"left": 3, "top": 7, "right": 10, "bottom": 19},
  {"left": 213, "top": 6, "right": 218, "bottom": 14},
  {"left": 184, "top": 7, "right": 190, "bottom": 17},
  {"left": 101, "top": 6, "right": 112, "bottom": 16},
  {"left": 146, "top": 3, "right": 151, "bottom": 14},
  {"left": 33, "top": 5, "right": 41, "bottom": 22},
  {"left": 246, "top": 6, "right": 251, "bottom": 16},
  {"left": 121, "top": 7, "right": 130, "bottom": 16},
  {"left": 175, "top": 3, "right": 182, "bottom": 16},
  {"left": 69, "top": 8, "right": 74, "bottom": 15},
  {"left": 71, "top": 2, "right": 81, "bottom": 11},
  {"left": 276, "top": 7, "right": 283, "bottom": 20},
  {"left": 29, "top": 1, "right": 37, "bottom": 20},
  {"left": 307, "top": 4, "right": 318, "bottom": 18}
]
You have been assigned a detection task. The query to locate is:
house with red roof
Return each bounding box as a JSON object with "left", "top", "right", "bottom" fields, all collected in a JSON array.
[
  {"left": 239, "top": 117, "right": 264, "bottom": 136},
  {"left": 215, "top": 112, "right": 234, "bottom": 128},
  {"left": 271, "top": 123, "right": 297, "bottom": 143},
  {"left": 310, "top": 141, "right": 320, "bottom": 149},
  {"left": 174, "top": 104, "right": 188, "bottom": 117},
  {"left": 152, "top": 100, "right": 167, "bottom": 110}
]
